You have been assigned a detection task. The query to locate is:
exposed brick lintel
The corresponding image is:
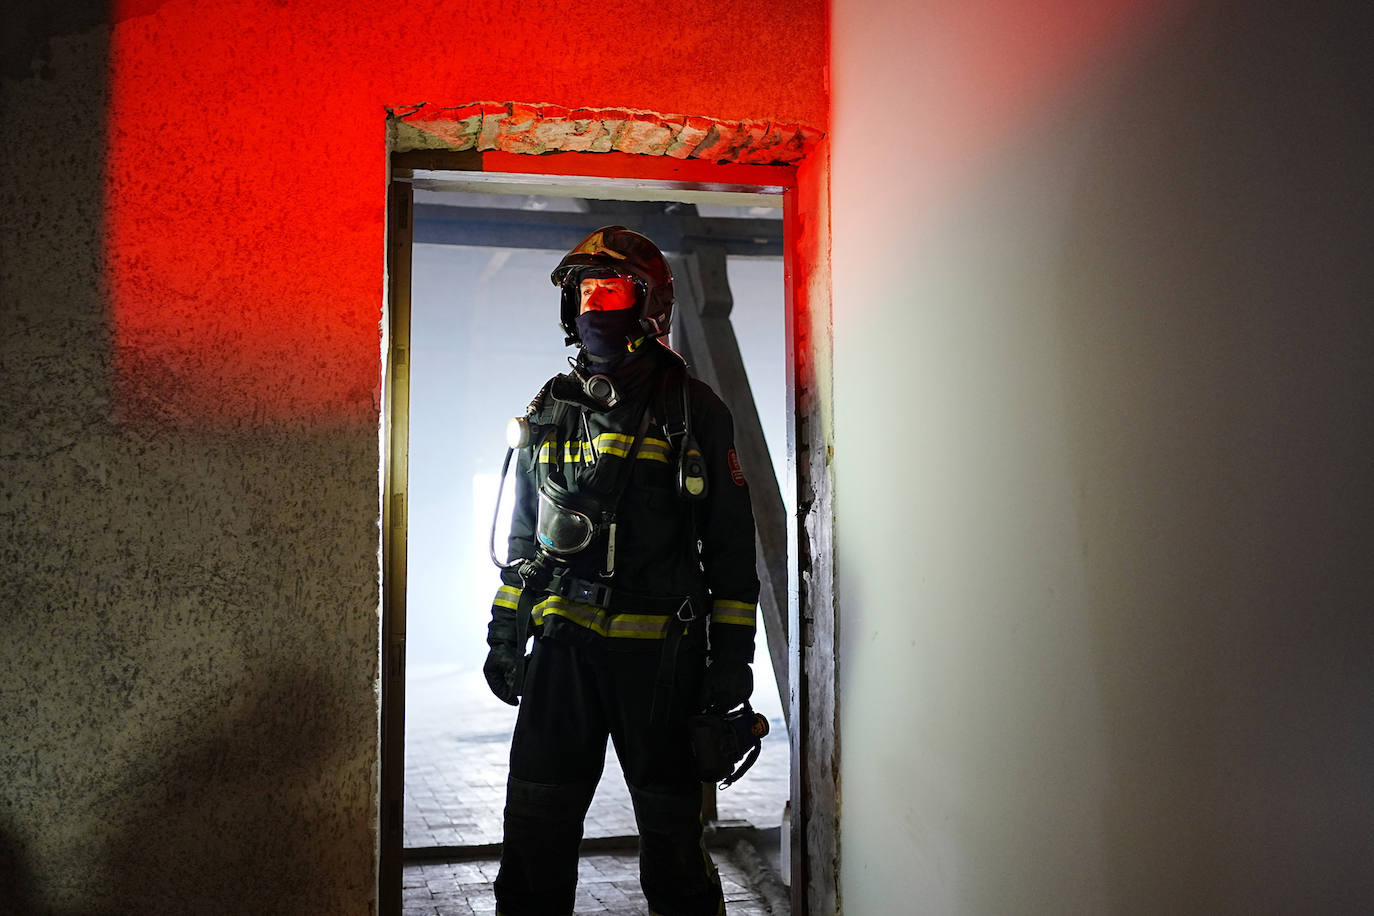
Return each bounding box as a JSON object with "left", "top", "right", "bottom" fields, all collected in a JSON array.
[{"left": 393, "top": 101, "right": 823, "bottom": 165}]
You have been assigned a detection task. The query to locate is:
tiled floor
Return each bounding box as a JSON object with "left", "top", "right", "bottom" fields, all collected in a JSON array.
[
  {"left": 401, "top": 848, "right": 780, "bottom": 916},
  {"left": 402, "top": 665, "right": 790, "bottom": 914},
  {"left": 404, "top": 666, "right": 789, "bottom": 849}
]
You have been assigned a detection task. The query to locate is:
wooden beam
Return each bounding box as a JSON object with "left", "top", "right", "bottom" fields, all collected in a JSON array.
[
  {"left": 391, "top": 148, "right": 484, "bottom": 172},
  {"left": 410, "top": 205, "right": 783, "bottom": 257},
  {"left": 669, "top": 243, "right": 790, "bottom": 732},
  {"left": 393, "top": 148, "right": 795, "bottom": 189}
]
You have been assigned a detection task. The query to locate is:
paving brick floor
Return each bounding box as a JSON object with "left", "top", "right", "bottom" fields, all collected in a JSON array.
[
  {"left": 401, "top": 850, "right": 777, "bottom": 916},
  {"left": 404, "top": 666, "right": 788, "bottom": 849}
]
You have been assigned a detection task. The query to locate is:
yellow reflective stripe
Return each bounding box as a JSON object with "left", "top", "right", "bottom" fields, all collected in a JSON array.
[
  {"left": 634, "top": 437, "right": 672, "bottom": 463},
  {"left": 606, "top": 614, "right": 672, "bottom": 639},
  {"left": 493, "top": 585, "right": 522, "bottom": 610},
  {"left": 533, "top": 596, "right": 607, "bottom": 634},
  {"left": 712, "top": 599, "right": 757, "bottom": 628},
  {"left": 713, "top": 615, "right": 756, "bottom": 627},
  {"left": 593, "top": 434, "right": 671, "bottom": 462},
  {"left": 537, "top": 441, "right": 590, "bottom": 464},
  {"left": 594, "top": 432, "right": 636, "bottom": 456},
  {"left": 537, "top": 435, "right": 673, "bottom": 464},
  {"left": 533, "top": 596, "right": 672, "bottom": 640}
]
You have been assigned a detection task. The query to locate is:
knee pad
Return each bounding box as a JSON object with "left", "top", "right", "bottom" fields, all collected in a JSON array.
[
  {"left": 506, "top": 776, "right": 597, "bottom": 823},
  {"left": 628, "top": 784, "right": 702, "bottom": 834}
]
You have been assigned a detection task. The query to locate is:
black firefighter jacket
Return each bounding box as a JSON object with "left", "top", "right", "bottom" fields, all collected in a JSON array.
[{"left": 488, "top": 343, "right": 759, "bottom": 662}]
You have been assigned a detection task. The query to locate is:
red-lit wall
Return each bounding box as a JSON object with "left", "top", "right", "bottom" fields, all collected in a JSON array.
[
  {"left": 2, "top": 4, "right": 825, "bottom": 912},
  {"left": 106, "top": 0, "right": 827, "bottom": 427}
]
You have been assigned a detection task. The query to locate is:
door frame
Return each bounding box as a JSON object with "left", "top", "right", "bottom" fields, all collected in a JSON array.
[{"left": 380, "top": 146, "right": 837, "bottom": 916}]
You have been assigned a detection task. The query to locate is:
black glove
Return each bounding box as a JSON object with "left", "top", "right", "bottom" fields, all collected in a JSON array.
[
  {"left": 701, "top": 616, "right": 756, "bottom": 713},
  {"left": 699, "top": 657, "right": 753, "bottom": 713},
  {"left": 484, "top": 644, "right": 522, "bottom": 706},
  {"left": 484, "top": 606, "right": 523, "bottom": 706}
]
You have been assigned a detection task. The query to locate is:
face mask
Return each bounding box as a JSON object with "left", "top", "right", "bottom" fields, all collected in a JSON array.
[{"left": 575, "top": 310, "right": 641, "bottom": 357}]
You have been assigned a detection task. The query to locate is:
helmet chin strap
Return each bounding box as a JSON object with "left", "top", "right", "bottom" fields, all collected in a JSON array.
[{"left": 638, "top": 314, "right": 667, "bottom": 340}]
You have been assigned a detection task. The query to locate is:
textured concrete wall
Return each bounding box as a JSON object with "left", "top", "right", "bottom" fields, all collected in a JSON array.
[
  {"left": 831, "top": 0, "right": 1373, "bottom": 912},
  {"left": 0, "top": 1, "right": 826, "bottom": 913},
  {"left": 2, "top": 17, "right": 381, "bottom": 914}
]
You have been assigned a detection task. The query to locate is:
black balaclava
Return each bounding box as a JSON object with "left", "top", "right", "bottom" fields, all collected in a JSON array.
[{"left": 575, "top": 310, "right": 642, "bottom": 358}]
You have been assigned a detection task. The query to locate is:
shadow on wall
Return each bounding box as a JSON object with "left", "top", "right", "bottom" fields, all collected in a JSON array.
[
  {"left": 3, "top": 4, "right": 380, "bottom": 915},
  {"left": 3, "top": 4, "right": 111, "bottom": 914},
  {"left": 0, "top": 815, "right": 38, "bottom": 916},
  {"left": 2, "top": 674, "right": 359, "bottom": 916},
  {"left": 2, "top": 405, "right": 384, "bottom": 916},
  {"left": 1056, "top": 0, "right": 1374, "bottom": 910},
  {"left": 0, "top": 0, "right": 108, "bottom": 81},
  {"left": 94, "top": 671, "right": 354, "bottom": 915}
]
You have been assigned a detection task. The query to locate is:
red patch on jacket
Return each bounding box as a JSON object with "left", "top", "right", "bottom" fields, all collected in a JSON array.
[{"left": 727, "top": 448, "right": 746, "bottom": 486}]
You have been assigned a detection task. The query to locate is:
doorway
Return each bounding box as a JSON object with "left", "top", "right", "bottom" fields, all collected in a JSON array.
[
  {"left": 402, "top": 189, "right": 790, "bottom": 851},
  {"left": 380, "top": 149, "right": 830, "bottom": 915}
]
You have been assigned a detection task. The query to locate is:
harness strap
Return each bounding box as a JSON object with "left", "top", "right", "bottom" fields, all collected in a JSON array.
[
  {"left": 515, "top": 356, "right": 703, "bottom": 717},
  {"left": 658, "top": 359, "right": 689, "bottom": 449},
  {"left": 513, "top": 374, "right": 658, "bottom": 692},
  {"left": 546, "top": 568, "right": 699, "bottom": 614},
  {"left": 510, "top": 578, "right": 544, "bottom": 698},
  {"left": 602, "top": 385, "right": 656, "bottom": 506},
  {"left": 649, "top": 596, "right": 701, "bottom": 730}
]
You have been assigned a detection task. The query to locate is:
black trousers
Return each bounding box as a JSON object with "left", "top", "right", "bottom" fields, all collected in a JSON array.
[{"left": 494, "top": 630, "right": 723, "bottom": 916}]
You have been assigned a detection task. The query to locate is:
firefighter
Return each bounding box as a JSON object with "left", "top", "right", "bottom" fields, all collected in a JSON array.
[{"left": 483, "top": 226, "right": 759, "bottom": 915}]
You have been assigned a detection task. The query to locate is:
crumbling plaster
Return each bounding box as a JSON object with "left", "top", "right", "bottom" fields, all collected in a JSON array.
[{"left": 395, "top": 101, "right": 823, "bottom": 163}]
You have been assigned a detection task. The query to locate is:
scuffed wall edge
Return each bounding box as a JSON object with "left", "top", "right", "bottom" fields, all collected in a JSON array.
[
  {"left": 788, "top": 136, "right": 839, "bottom": 914},
  {"left": 388, "top": 101, "right": 824, "bottom": 166}
]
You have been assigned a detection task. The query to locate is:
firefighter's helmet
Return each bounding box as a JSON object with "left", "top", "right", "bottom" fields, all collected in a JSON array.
[{"left": 551, "top": 226, "right": 674, "bottom": 346}]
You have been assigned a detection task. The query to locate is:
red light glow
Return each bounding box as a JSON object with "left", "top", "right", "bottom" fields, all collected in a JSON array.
[{"left": 104, "top": 0, "right": 827, "bottom": 428}]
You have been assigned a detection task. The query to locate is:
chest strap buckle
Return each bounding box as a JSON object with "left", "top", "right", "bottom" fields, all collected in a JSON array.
[{"left": 548, "top": 569, "right": 614, "bottom": 608}]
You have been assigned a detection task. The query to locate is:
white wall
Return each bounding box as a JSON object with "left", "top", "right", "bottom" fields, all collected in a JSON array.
[{"left": 830, "top": 0, "right": 1374, "bottom": 912}]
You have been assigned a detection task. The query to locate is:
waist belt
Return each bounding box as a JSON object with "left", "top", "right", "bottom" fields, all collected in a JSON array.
[
  {"left": 546, "top": 568, "right": 696, "bottom": 615},
  {"left": 538, "top": 571, "right": 701, "bottom": 729}
]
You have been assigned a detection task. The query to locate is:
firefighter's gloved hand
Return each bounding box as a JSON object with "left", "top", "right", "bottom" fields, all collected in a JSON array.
[
  {"left": 699, "top": 657, "right": 753, "bottom": 713},
  {"left": 484, "top": 606, "right": 522, "bottom": 706},
  {"left": 483, "top": 644, "right": 522, "bottom": 706}
]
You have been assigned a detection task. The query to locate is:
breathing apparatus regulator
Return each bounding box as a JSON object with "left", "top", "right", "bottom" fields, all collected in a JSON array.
[
  {"left": 489, "top": 391, "right": 621, "bottom": 587},
  {"left": 489, "top": 344, "right": 710, "bottom": 578},
  {"left": 689, "top": 703, "right": 770, "bottom": 788}
]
